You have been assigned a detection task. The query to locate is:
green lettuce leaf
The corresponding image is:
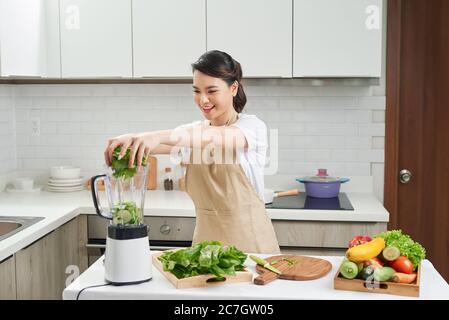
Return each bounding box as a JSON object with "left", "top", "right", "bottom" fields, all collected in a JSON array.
[
  {"left": 374, "top": 229, "right": 426, "bottom": 270},
  {"left": 158, "top": 240, "right": 247, "bottom": 280}
]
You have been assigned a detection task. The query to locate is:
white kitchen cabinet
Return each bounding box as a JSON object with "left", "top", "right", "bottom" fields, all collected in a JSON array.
[
  {"left": 133, "top": 0, "right": 206, "bottom": 77},
  {"left": 207, "top": 0, "right": 292, "bottom": 78},
  {"left": 0, "top": 0, "right": 60, "bottom": 77},
  {"left": 60, "top": 0, "right": 132, "bottom": 77},
  {"left": 293, "top": 0, "right": 382, "bottom": 77}
]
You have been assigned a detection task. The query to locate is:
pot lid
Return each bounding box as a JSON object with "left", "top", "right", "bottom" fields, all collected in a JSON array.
[
  {"left": 299, "top": 169, "right": 344, "bottom": 183},
  {"left": 300, "top": 176, "right": 341, "bottom": 183}
]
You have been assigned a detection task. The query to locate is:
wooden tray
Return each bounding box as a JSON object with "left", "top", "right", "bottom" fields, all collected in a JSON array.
[
  {"left": 333, "top": 260, "right": 421, "bottom": 297},
  {"left": 152, "top": 251, "right": 253, "bottom": 289}
]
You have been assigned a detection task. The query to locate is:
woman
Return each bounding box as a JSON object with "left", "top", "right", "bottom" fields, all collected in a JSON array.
[{"left": 104, "top": 50, "right": 280, "bottom": 254}]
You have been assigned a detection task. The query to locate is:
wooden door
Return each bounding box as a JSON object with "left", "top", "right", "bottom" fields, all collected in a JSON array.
[{"left": 385, "top": 0, "right": 449, "bottom": 281}]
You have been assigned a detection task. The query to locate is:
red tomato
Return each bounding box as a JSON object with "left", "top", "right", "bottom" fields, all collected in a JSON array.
[
  {"left": 348, "top": 235, "right": 373, "bottom": 248},
  {"left": 390, "top": 256, "right": 414, "bottom": 274},
  {"left": 363, "top": 258, "right": 384, "bottom": 269}
]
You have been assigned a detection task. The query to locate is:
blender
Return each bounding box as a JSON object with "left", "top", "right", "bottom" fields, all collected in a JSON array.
[{"left": 90, "top": 163, "right": 152, "bottom": 285}]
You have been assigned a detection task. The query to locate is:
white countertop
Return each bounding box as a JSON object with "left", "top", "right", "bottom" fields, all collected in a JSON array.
[
  {"left": 63, "top": 252, "right": 449, "bottom": 300},
  {"left": 0, "top": 190, "right": 389, "bottom": 262}
]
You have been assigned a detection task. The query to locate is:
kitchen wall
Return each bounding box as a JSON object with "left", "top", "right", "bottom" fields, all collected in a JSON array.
[
  {"left": 0, "top": 85, "right": 17, "bottom": 190},
  {"left": 11, "top": 80, "right": 385, "bottom": 201}
]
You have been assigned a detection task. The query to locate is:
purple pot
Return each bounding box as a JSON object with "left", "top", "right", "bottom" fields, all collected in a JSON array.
[{"left": 296, "top": 170, "right": 350, "bottom": 198}]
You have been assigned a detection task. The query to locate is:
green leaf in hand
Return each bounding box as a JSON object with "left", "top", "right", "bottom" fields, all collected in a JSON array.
[{"left": 111, "top": 146, "right": 147, "bottom": 179}]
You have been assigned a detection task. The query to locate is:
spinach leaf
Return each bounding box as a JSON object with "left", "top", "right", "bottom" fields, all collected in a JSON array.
[
  {"left": 111, "top": 147, "right": 147, "bottom": 179},
  {"left": 158, "top": 240, "right": 247, "bottom": 280}
]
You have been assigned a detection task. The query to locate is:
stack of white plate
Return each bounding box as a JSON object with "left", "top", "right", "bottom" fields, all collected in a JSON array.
[{"left": 47, "top": 166, "right": 84, "bottom": 192}]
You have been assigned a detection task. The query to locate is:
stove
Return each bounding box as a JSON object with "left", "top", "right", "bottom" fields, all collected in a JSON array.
[{"left": 265, "top": 192, "right": 354, "bottom": 210}]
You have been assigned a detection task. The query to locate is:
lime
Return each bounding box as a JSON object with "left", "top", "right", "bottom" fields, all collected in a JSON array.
[
  {"left": 118, "top": 209, "right": 132, "bottom": 224},
  {"left": 112, "top": 215, "right": 123, "bottom": 225},
  {"left": 382, "top": 246, "right": 401, "bottom": 261}
]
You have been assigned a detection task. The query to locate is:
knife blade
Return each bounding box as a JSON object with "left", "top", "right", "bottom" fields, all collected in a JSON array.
[{"left": 249, "top": 255, "right": 282, "bottom": 275}]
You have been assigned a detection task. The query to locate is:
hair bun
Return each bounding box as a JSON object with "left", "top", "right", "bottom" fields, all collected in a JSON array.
[{"left": 233, "top": 60, "right": 242, "bottom": 80}]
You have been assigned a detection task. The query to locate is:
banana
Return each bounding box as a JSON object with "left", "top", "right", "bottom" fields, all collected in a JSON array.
[{"left": 346, "top": 237, "right": 385, "bottom": 263}]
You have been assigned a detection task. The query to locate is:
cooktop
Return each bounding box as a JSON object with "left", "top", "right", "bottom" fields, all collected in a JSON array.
[{"left": 265, "top": 192, "right": 354, "bottom": 210}]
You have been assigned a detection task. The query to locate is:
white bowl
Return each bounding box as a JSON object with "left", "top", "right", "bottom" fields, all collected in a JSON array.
[
  {"left": 13, "top": 177, "right": 34, "bottom": 190},
  {"left": 50, "top": 166, "right": 81, "bottom": 179}
]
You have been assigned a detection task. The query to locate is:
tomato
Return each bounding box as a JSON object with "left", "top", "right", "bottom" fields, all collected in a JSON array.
[
  {"left": 348, "top": 235, "right": 373, "bottom": 248},
  {"left": 390, "top": 256, "right": 414, "bottom": 274},
  {"left": 363, "top": 257, "right": 384, "bottom": 269}
]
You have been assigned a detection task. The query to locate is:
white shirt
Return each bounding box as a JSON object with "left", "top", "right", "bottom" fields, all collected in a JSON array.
[{"left": 176, "top": 113, "right": 267, "bottom": 201}]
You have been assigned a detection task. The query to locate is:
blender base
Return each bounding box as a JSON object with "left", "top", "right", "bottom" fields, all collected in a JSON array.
[{"left": 104, "top": 229, "right": 153, "bottom": 285}]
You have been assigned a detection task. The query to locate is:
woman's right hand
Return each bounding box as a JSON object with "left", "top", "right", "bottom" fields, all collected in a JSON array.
[{"left": 104, "top": 133, "right": 151, "bottom": 168}]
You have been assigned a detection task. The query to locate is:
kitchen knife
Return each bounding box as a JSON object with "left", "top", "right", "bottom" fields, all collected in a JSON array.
[{"left": 249, "top": 255, "right": 282, "bottom": 275}]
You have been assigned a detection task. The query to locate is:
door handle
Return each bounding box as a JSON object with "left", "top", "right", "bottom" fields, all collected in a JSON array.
[{"left": 399, "top": 169, "right": 412, "bottom": 184}]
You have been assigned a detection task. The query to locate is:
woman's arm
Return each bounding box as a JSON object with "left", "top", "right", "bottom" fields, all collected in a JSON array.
[
  {"left": 148, "top": 143, "right": 176, "bottom": 155},
  {"left": 106, "top": 125, "right": 248, "bottom": 168},
  {"left": 138, "top": 125, "right": 248, "bottom": 151}
]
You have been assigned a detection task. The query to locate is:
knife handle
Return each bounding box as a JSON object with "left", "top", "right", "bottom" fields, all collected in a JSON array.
[
  {"left": 253, "top": 260, "right": 291, "bottom": 285},
  {"left": 254, "top": 270, "right": 281, "bottom": 285}
]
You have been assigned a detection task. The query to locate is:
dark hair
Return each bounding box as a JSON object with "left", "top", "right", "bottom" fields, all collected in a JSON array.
[{"left": 191, "top": 50, "right": 247, "bottom": 113}]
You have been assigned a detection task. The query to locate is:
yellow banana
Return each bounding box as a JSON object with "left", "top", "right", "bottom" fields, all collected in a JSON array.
[{"left": 346, "top": 237, "right": 385, "bottom": 263}]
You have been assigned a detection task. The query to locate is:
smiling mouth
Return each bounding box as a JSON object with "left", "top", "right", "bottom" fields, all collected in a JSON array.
[{"left": 202, "top": 106, "right": 215, "bottom": 113}]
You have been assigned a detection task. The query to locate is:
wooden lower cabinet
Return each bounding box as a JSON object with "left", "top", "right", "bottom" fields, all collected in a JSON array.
[
  {"left": 14, "top": 215, "right": 88, "bottom": 300},
  {"left": 0, "top": 255, "right": 16, "bottom": 299},
  {"left": 273, "top": 220, "right": 387, "bottom": 252}
]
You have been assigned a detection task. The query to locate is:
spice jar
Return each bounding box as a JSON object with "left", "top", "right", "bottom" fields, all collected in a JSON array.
[{"left": 163, "top": 167, "right": 173, "bottom": 191}]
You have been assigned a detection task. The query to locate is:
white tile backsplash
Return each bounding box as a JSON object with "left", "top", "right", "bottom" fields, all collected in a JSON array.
[
  {"left": 372, "top": 136, "right": 385, "bottom": 149},
  {"left": 372, "top": 110, "right": 386, "bottom": 123},
  {"left": 358, "top": 123, "right": 386, "bottom": 136},
  {"left": 1, "top": 81, "right": 386, "bottom": 200},
  {"left": 0, "top": 85, "right": 16, "bottom": 184}
]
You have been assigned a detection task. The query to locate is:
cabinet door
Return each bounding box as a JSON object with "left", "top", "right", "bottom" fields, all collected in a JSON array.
[
  {"left": 207, "top": 0, "right": 292, "bottom": 78},
  {"left": 15, "top": 216, "right": 88, "bottom": 300},
  {"left": 0, "top": 0, "right": 60, "bottom": 77},
  {"left": 133, "top": 0, "right": 206, "bottom": 77},
  {"left": 60, "top": 0, "right": 132, "bottom": 77},
  {"left": 0, "top": 255, "right": 16, "bottom": 299},
  {"left": 293, "top": 0, "right": 382, "bottom": 77}
]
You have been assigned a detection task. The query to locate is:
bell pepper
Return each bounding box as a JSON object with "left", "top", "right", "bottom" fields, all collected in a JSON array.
[{"left": 348, "top": 235, "right": 372, "bottom": 248}]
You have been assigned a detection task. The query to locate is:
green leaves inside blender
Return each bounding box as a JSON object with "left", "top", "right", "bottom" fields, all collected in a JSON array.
[
  {"left": 111, "top": 201, "right": 142, "bottom": 225},
  {"left": 111, "top": 147, "right": 147, "bottom": 179}
]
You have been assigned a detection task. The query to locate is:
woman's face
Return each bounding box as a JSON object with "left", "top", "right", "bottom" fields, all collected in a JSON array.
[{"left": 192, "top": 70, "right": 238, "bottom": 121}]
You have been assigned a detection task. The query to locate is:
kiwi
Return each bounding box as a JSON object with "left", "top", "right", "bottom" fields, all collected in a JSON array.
[{"left": 382, "top": 246, "right": 401, "bottom": 261}]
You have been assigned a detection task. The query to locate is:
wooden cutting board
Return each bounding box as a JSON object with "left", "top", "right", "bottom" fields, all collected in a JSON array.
[
  {"left": 152, "top": 251, "right": 253, "bottom": 289},
  {"left": 254, "top": 255, "right": 332, "bottom": 285},
  {"left": 146, "top": 156, "right": 157, "bottom": 190}
]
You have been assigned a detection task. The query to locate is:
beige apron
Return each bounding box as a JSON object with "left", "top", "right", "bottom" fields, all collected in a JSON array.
[{"left": 184, "top": 114, "right": 281, "bottom": 254}]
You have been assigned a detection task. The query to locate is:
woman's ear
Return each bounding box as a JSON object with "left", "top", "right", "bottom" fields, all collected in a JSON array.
[{"left": 231, "top": 81, "right": 239, "bottom": 97}]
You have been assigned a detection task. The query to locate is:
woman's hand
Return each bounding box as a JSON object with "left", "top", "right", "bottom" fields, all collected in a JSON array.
[{"left": 104, "top": 133, "right": 152, "bottom": 168}]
